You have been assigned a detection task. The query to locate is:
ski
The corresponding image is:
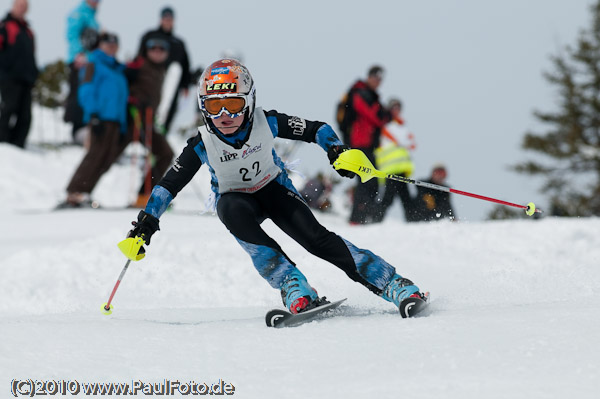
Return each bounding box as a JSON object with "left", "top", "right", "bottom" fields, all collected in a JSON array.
[
  {"left": 398, "top": 292, "right": 430, "bottom": 318},
  {"left": 265, "top": 298, "right": 347, "bottom": 328}
]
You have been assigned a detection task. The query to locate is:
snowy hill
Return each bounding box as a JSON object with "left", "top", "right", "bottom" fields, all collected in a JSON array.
[{"left": 1, "top": 136, "right": 599, "bottom": 398}]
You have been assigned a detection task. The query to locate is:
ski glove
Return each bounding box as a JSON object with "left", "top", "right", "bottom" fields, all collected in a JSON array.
[
  {"left": 128, "top": 210, "right": 160, "bottom": 245},
  {"left": 327, "top": 145, "right": 356, "bottom": 179}
]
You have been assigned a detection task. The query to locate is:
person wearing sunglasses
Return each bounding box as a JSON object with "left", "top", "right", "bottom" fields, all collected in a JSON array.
[
  {"left": 124, "top": 59, "right": 426, "bottom": 315},
  {"left": 137, "top": 6, "right": 191, "bottom": 135},
  {"left": 122, "top": 37, "right": 174, "bottom": 208}
]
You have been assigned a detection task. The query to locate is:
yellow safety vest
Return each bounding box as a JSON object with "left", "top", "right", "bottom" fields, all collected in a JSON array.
[{"left": 374, "top": 145, "right": 414, "bottom": 177}]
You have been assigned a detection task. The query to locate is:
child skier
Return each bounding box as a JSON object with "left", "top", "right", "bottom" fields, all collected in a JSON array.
[{"left": 125, "top": 59, "right": 425, "bottom": 314}]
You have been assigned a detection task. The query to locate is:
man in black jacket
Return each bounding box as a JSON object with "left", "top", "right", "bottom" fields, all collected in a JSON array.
[
  {"left": 138, "top": 6, "right": 191, "bottom": 135},
  {"left": 409, "top": 165, "right": 456, "bottom": 222},
  {"left": 0, "top": 0, "right": 38, "bottom": 148}
]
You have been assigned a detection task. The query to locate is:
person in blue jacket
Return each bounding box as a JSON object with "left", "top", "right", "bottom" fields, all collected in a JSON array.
[
  {"left": 124, "top": 59, "right": 426, "bottom": 315},
  {"left": 59, "top": 32, "right": 128, "bottom": 208},
  {"left": 64, "top": 0, "right": 100, "bottom": 143}
]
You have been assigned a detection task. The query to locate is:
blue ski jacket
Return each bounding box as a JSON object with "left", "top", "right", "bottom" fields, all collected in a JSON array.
[
  {"left": 66, "top": 1, "right": 99, "bottom": 63},
  {"left": 78, "top": 49, "right": 128, "bottom": 132}
]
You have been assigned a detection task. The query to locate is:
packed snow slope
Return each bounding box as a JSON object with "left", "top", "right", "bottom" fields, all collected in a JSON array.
[{"left": 1, "top": 140, "right": 599, "bottom": 398}]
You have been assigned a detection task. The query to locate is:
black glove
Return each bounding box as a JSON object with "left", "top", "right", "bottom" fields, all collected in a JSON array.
[
  {"left": 128, "top": 210, "right": 160, "bottom": 245},
  {"left": 89, "top": 114, "right": 103, "bottom": 135},
  {"left": 327, "top": 145, "right": 356, "bottom": 179}
]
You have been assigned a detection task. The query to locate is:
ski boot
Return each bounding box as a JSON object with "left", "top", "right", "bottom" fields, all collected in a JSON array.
[
  {"left": 280, "top": 269, "right": 321, "bottom": 314},
  {"left": 381, "top": 274, "right": 423, "bottom": 307},
  {"left": 56, "top": 193, "right": 100, "bottom": 209}
]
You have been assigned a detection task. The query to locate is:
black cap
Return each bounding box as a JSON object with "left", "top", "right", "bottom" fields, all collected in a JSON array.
[
  {"left": 161, "top": 6, "right": 174, "bottom": 18},
  {"left": 388, "top": 98, "right": 402, "bottom": 110},
  {"left": 99, "top": 32, "right": 119, "bottom": 45},
  {"left": 368, "top": 65, "right": 384, "bottom": 79}
]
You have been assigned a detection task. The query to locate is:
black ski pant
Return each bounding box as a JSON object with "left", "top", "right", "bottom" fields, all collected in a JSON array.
[
  {"left": 0, "top": 79, "right": 33, "bottom": 148},
  {"left": 349, "top": 149, "right": 380, "bottom": 224},
  {"left": 63, "top": 63, "right": 85, "bottom": 138},
  {"left": 376, "top": 177, "right": 414, "bottom": 222},
  {"left": 216, "top": 180, "right": 381, "bottom": 293}
]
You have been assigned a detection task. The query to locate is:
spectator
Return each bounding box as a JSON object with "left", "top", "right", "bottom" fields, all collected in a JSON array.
[
  {"left": 0, "top": 0, "right": 38, "bottom": 149},
  {"left": 300, "top": 173, "right": 333, "bottom": 212},
  {"left": 346, "top": 65, "right": 390, "bottom": 224},
  {"left": 410, "top": 165, "right": 456, "bottom": 222},
  {"left": 138, "top": 6, "right": 191, "bottom": 135},
  {"left": 58, "top": 33, "right": 128, "bottom": 208},
  {"left": 64, "top": 0, "right": 100, "bottom": 144},
  {"left": 373, "top": 98, "right": 416, "bottom": 222},
  {"left": 124, "top": 37, "right": 174, "bottom": 207}
]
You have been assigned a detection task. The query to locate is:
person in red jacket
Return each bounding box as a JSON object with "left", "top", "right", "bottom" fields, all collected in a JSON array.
[
  {"left": 0, "top": 0, "right": 38, "bottom": 148},
  {"left": 346, "top": 65, "right": 390, "bottom": 224}
]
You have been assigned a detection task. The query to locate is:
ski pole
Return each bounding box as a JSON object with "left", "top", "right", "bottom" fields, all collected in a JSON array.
[
  {"left": 102, "top": 236, "right": 147, "bottom": 315},
  {"left": 102, "top": 259, "right": 131, "bottom": 315},
  {"left": 333, "top": 149, "right": 542, "bottom": 216}
]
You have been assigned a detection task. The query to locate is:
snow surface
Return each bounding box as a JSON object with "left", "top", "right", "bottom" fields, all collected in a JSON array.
[{"left": 1, "top": 113, "right": 600, "bottom": 398}]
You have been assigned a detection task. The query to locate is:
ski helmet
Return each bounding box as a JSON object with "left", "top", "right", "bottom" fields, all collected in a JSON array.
[{"left": 197, "top": 59, "right": 256, "bottom": 123}]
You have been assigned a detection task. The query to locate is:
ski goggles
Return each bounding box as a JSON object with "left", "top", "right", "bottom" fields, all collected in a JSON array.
[
  {"left": 200, "top": 95, "right": 247, "bottom": 118},
  {"left": 146, "top": 39, "right": 169, "bottom": 51}
]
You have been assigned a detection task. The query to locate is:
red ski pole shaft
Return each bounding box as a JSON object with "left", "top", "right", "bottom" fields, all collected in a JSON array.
[
  {"left": 387, "top": 174, "right": 542, "bottom": 214},
  {"left": 103, "top": 259, "right": 131, "bottom": 313},
  {"left": 449, "top": 188, "right": 529, "bottom": 211}
]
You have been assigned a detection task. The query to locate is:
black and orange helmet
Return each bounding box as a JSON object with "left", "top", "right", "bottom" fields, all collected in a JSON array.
[{"left": 197, "top": 59, "right": 256, "bottom": 120}]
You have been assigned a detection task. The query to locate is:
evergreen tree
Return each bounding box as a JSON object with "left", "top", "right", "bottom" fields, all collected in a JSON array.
[
  {"left": 32, "top": 60, "right": 69, "bottom": 109},
  {"left": 514, "top": 1, "right": 600, "bottom": 217}
]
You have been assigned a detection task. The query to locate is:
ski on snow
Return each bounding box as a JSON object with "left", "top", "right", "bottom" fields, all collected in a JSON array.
[
  {"left": 265, "top": 293, "right": 430, "bottom": 328},
  {"left": 265, "top": 298, "right": 347, "bottom": 328}
]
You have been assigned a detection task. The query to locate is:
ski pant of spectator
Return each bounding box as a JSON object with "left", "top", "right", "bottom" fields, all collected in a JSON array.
[
  {"left": 349, "top": 150, "right": 380, "bottom": 224},
  {"left": 0, "top": 79, "right": 33, "bottom": 148},
  {"left": 63, "top": 63, "right": 85, "bottom": 139},
  {"left": 375, "top": 177, "right": 414, "bottom": 222},
  {"left": 66, "top": 121, "right": 122, "bottom": 194}
]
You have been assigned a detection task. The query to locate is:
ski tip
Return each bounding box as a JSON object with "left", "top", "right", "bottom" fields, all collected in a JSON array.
[
  {"left": 399, "top": 293, "right": 430, "bottom": 319},
  {"left": 265, "top": 309, "right": 290, "bottom": 328}
]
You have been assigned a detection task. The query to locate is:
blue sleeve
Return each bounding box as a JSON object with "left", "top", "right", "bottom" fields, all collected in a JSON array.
[
  {"left": 315, "top": 124, "right": 343, "bottom": 152},
  {"left": 266, "top": 114, "right": 279, "bottom": 138},
  {"left": 66, "top": 10, "right": 85, "bottom": 62},
  {"left": 144, "top": 185, "right": 174, "bottom": 218},
  {"left": 66, "top": 7, "right": 99, "bottom": 63}
]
